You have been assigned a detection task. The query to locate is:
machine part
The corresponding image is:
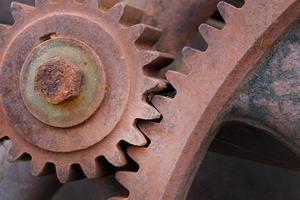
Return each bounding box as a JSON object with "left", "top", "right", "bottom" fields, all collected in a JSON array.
[
  {"left": 115, "top": 0, "right": 300, "bottom": 199},
  {"left": 20, "top": 38, "right": 106, "bottom": 128},
  {"left": 33, "top": 56, "right": 83, "bottom": 105},
  {"left": 0, "top": 0, "right": 173, "bottom": 183},
  {"left": 127, "top": 0, "right": 220, "bottom": 55}
]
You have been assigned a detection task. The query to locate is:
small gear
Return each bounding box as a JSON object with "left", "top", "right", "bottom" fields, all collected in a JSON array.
[
  {"left": 115, "top": 0, "right": 300, "bottom": 199},
  {"left": 0, "top": 0, "right": 173, "bottom": 183}
]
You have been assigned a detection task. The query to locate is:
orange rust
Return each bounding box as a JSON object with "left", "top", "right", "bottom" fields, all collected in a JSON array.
[{"left": 34, "top": 57, "right": 82, "bottom": 105}]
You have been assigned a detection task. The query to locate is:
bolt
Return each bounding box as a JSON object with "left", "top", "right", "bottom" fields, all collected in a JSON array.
[{"left": 34, "top": 57, "right": 82, "bottom": 105}]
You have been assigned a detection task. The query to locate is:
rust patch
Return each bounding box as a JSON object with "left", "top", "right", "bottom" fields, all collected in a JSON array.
[{"left": 34, "top": 57, "right": 82, "bottom": 105}]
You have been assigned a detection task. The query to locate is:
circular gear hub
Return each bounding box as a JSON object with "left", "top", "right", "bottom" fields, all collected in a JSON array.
[
  {"left": 20, "top": 38, "right": 106, "bottom": 127},
  {"left": 0, "top": 0, "right": 173, "bottom": 182}
]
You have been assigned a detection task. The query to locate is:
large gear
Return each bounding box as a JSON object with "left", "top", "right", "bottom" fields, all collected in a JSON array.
[
  {"left": 0, "top": 0, "right": 173, "bottom": 183},
  {"left": 115, "top": 0, "right": 300, "bottom": 199}
]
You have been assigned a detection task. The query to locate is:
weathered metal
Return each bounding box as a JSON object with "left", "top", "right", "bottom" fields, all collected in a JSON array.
[
  {"left": 116, "top": 0, "right": 300, "bottom": 199},
  {"left": 128, "top": 0, "right": 220, "bottom": 54},
  {"left": 20, "top": 38, "right": 106, "bottom": 128},
  {"left": 34, "top": 57, "right": 82, "bottom": 105},
  {"left": 0, "top": 0, "right": 299, "bottom": 199},
  {"left": 0, "top": 0, "right": 172, "bottom": 183}
]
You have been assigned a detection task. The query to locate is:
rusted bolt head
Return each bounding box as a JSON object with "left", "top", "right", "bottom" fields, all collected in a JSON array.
[{"left": 34, "top": 57, "right": 82, "bottom": 105}]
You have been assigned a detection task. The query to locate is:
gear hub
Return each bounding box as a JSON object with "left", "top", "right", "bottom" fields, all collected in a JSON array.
[{"left": 0, "top": 0, "right": 173, "bottom": 182}]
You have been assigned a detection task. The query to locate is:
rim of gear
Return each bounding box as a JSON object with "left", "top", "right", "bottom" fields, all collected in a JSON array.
[
  {"left": 0, "top": 0, "right": 173, "bottom": 183},
  {"left": 115, "top": 0, "right": 300, "bottom": 199}
]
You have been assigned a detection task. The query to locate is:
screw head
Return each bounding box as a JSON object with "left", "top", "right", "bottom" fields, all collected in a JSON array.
[{"left": 34, "top": 57, "right": 82, "bottom": 104}]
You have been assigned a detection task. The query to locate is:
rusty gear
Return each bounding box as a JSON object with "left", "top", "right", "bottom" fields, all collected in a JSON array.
[
  {"left": 115, "top": 0, "right": 300, "bottom": 199},
  {"left": 0, "top": 0, "right": 173, "bottom": 183}
]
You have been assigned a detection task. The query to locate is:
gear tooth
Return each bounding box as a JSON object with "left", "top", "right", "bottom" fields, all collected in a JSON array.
[
  {"left": 182, "top": 47, "right": 203, "bottom": 69},
  {"left": 8, "top": 142, "right": 24, "bottom": 161},
  {"left": 56, "top": 164, "right": 72, "bottom": 183},
  {"left": 139, "top": 120, "right": 159, "bottom": 139},
  {"left": 124, "top": 127, "right": 147, "bottom": 146},
  {"left": 105, "top": 148, "right": 127, "bottom": 167},
  {"left": 106, "top": 3, "right": 143, "bottom": 26},
  {"left": 143, "top": 77, "right": 167, "bottom": 93},
  {"left": 81, "top": 160, "right": 104, "bottom": 179},
  {"left": 139, "top": 103, "right": 161, "bottom": 120},
  {"left": 217, "top": 1, "right": 239, "bottom": 22},
  {"left": 166, "top": 70, "right": 186, "bottom": 89},
  {"left": 129, "top": 24, "right": 162, "bottom": 47},
  {"left": 199, "top": 23, "right": 220, "bottom": 45},
  {"left": 182, "top": 46, "right": 200, "bottom": 57},
  {"left": 139, "top": 50, "right": 174, "bottom": 69},
  {"left": 31, "top": 158, "right": 47, "bottom": 176},
  {"left": 35, "top": 0, "right": 49, "bottom": 8},
  {"left": 127, "top": 146, "right": 144, "bottom": 162},
  {"left": 116, "top": 171, "right": 136, "bottom": 190},
  {"left": 151, "top": 95, "right": 173, "bottom": 110},
  {"left": 11, "top": 2, "right": 34, "bottom": 24}
]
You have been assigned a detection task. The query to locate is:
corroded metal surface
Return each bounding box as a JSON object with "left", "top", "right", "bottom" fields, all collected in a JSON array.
[
  {"left": 0, "top": 0, "right": 299, "bottom": 199},
  {"left": 34, "top": 57, "right": 82, "bottom": 105},
  {"left": 224, "top": 19, "right": 300, "bottom": 155},
  {"left": 128, "top": 0, "right": 220, "bottom": 54},
  {"left": 0, "top": 0, "right": 172, "bottom": 183},
  {"left": 20, "top": 38, "right": 106, "bottom": 128},
  {"left": 116, "top": 1, "right": 300, "bottom": 199}
]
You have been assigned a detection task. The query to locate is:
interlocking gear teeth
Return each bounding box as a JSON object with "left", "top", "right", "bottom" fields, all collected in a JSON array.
[
  {"left": 137, "top": 102, "right": 161, "bottom": 120},
  {"left": 123, "top": 127, "right": 147, "bottom": 146},
  {"left": 165, "top": 70, "right": 187, "bottom": 90},
  {"left": 138, "top": 50, "right": 174, "bottom": 67},
  {"left": 151, "top": 95, "right": 173, "bottom": 111},
  {"left": 104, "top": 148, "right": 127, "bottom": 167},
  {"left": 143, "top": 77, "right": 168, "bottom": 93},
  {"left": 0, "top": 0, "right": 173, "bottom": 183},
  {"left": 114, "top": 0, "right": 300, "bottom": 199}
]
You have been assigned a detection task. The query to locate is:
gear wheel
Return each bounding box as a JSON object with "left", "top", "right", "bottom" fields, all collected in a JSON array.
[
  {"left": 115, "top": 0, "right": 300, "bottom": 199},
  {"left": 0, "top": 0, "right": 173, "bottom": 183}
]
